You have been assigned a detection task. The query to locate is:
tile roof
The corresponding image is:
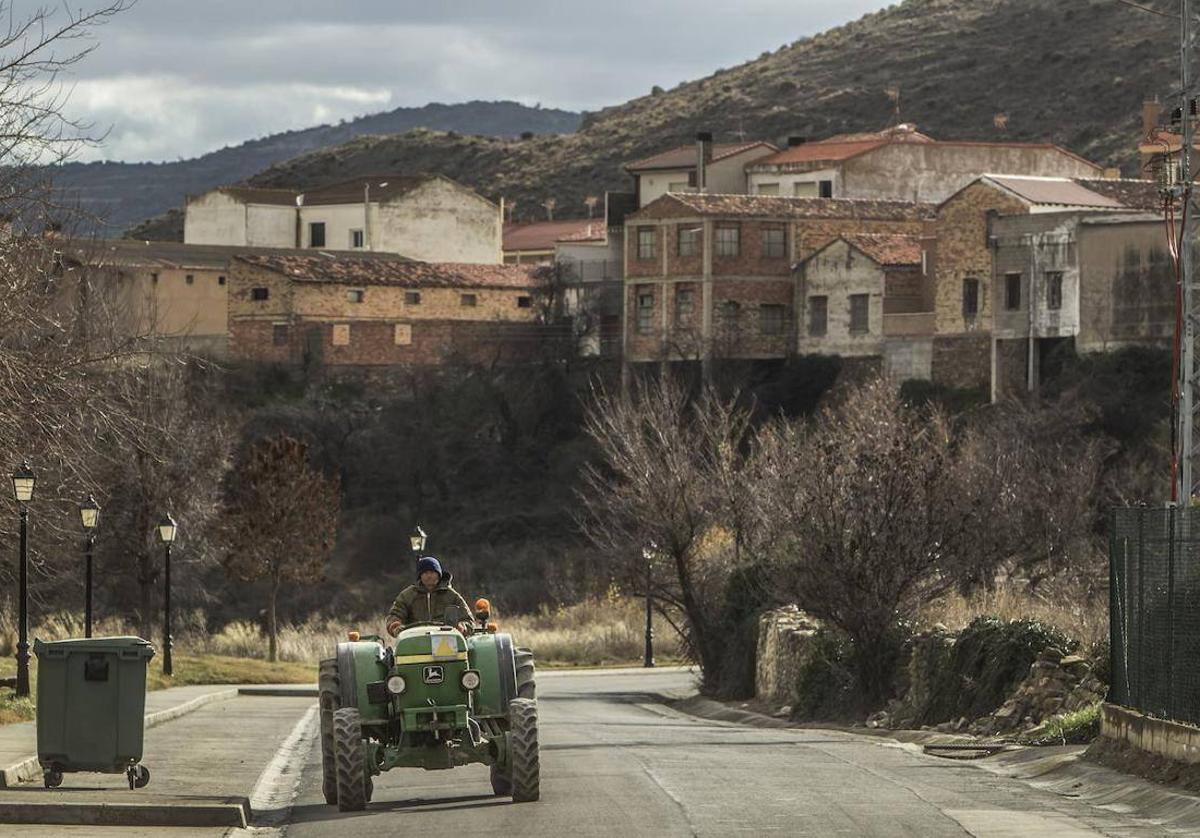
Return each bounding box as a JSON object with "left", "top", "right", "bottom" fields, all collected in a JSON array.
[
  {"left": 839, "top": 233, "right": 923, "bottom": 266},
  {"left": 983, "top": 175, "right": 1123, "bottom": 208},
  {"left": 1073, "top": 178, "right": 1163, "bottom": 211},
  {"left": 633, "top": 192, "right": 934, "bottom": 222},
  {"left": 503, "top": 219, "right": 600, "bottom": 251},
  {"left": 625, "top": 141, "right": 777, "bottom": 172},
  {"left": 66, "top": 239, "right": 382, "bottom": 270},
  {"left": 753, "top": 140, "right": 887, "bottom": 166},
  {"left": 236, "top": 253, "right": 545, "bottom": 290}
]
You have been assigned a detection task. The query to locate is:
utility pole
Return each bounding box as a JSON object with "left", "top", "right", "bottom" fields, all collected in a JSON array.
[{"left": 1176, "top": 0, "right": 1198, "bottom": 505}]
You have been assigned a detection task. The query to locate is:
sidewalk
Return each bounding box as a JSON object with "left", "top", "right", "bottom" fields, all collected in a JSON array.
[
  {"left": 0, "top": 683, "right": 239, "bottom": 788},
  {"left": 0, "top": 692, "right": 316, "bottom": 829}
]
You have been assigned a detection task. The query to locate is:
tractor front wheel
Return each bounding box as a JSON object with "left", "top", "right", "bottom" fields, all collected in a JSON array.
[
  {"left": 318, "top": 658, "right": 340, "bottom": 806},
  {"left": 508, "top": 698, "right": 540, "bottom": 802},
  {"left": 489, "top": 763, "right": 512, "bottom": 796},
  {"left": 332, "top": 707, "right": 370, "bottom": 812}
]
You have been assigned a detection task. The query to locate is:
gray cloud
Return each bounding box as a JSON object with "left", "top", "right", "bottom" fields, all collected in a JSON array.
[{"left": 56, "top": 0, "right": 892, "bottom": 162}]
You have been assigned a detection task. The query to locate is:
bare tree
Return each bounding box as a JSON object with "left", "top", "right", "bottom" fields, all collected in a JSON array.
[
  {"left": 220, "top": 435, "right": 340, "bottom": 662},
  {"left": 542, "top": 198, "right": 556, "bottom": 221},
  {"left": 584, "top": 195, "right": 599, "bottom": 218}
]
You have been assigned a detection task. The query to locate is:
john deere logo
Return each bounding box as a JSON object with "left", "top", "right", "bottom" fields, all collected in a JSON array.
[{"left": 422, "top": 665, "right": 444, "bottom": 685}]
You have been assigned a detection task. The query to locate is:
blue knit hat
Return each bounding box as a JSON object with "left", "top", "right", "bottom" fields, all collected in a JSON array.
[{"left": 416, "top": 556, "right": 442, "bottom": 578}]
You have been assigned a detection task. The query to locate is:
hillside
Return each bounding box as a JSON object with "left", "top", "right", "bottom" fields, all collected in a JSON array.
[
  {"left": 129, "top": 0, "right": 1174, "bottom": 240},
  {"left": 53, "top": 100, "right": 579, "bottom": 235}
]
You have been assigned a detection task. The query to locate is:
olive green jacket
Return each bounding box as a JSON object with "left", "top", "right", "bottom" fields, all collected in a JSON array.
[{"left": 387, "top": 573, "right": 471, "bottom": 627}]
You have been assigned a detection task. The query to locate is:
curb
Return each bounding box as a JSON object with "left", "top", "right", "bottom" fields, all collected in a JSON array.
[
  {"left": 0, "top": 687, "right": 238, "bottom": 788},
  {"left": 0, "top": 798, "right": 249, "bottom": 828},
  {"left": 238, "top": 686, "right": 318, "bottom": 698}
]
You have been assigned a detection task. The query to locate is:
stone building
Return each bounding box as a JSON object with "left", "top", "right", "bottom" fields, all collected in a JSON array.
[
  {"left": 745, "top": 124, "right": 1104, "bottom": 203},
  {"left": 227, "top": 252, "right": 549, "bottom": 368},
  {"left": 184, "top": 175, "right": 503, "bottom": 264},
  {"left": 990, "top": 212, "right": 1174, "bottom": 398},
  {"left": 795, "top": 234, "right": 933, "bottom": 381},
  {"left": 621, "top": 193, "right": 933, "bottom": 366}
]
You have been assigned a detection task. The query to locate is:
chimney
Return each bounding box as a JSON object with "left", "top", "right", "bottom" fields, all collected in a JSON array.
[
  {"left": 787, "top": 136, "right": 807, "bottom": 147},
  {"left": 696, "top": 131, "right": 713, "bottom": 192},
  {"left": 1143, "top": 96, "right": 1163, "bottom": 138}
]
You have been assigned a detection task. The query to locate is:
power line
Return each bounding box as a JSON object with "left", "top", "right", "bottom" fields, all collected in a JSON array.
[{"left": 1113, "top": 0, "right": 1179, "bottom": 18}]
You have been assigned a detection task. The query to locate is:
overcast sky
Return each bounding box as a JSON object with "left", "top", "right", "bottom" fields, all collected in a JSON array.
[{"left": 59, "top": 1, "right": 893, "bottom": 163}]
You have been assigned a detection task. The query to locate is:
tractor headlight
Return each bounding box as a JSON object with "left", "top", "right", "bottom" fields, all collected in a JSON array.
[
  {"left": 460, "top": 670, "right": 481, "bottom": 691},
  {"left": 386, "top": 675, "right": 407, "bottom": 695}
]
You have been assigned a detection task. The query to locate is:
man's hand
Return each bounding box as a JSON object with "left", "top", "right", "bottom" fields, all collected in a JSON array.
[{"left": 387, "top": 620, "right": 403, "bottom": 638}]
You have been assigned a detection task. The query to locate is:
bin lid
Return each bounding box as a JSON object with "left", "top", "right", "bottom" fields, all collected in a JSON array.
[{"left": 33, "top": 636, "right": 156, "bottom": 658}]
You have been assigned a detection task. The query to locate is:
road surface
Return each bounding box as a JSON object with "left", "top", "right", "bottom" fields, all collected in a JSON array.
[{"left": 283, "top": 668, "right": 1181, "bottom": 837}]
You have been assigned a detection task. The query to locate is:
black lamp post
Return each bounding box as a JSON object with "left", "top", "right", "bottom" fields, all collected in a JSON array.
[
  {"left": 157, "top": 514, "right": 178, "bottom": 676},
  {"left": 11, "top": 462, "right": 35, "bottom": 697},
  {"left": 409, "top": 524, "right": 427, "bottom": 556},
  {"left": 79, "top": 496, "right": 100, "bottom": 638},
  {"left": 642, "top": 544, "right": 656, "bottom": 669}
]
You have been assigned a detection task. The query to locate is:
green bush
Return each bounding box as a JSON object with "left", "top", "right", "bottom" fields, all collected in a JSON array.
[{"left": 793, "top": 629, "right": 858, "bottom": 721}]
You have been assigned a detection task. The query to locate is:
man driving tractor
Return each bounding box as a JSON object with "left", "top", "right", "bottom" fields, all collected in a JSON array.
[{"left": 386, "top": 556, "right": 473, "bottom": 637}]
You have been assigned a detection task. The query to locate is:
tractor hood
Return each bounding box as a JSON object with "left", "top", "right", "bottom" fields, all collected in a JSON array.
[{"left": 393, "top": 626, "right": 468, "bottom": 664}]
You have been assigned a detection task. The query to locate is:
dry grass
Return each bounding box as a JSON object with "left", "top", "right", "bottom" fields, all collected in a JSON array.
[
  {"left": 915, "top": 581, "right": 1107, "bottom": 649},
  {"left": 502, "top": 596, "right": 683, "bottom": 666}
]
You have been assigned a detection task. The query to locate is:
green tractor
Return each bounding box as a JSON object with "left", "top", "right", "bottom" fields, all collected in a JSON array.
[{"left": 317, "top": 599, "right": 538, "bottom": 812}]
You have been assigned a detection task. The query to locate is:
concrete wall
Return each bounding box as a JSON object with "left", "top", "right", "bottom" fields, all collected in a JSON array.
[
  {"left": 184, "top": 191, "right": 295, "bottom": 247},
  {"left": 843, "top": 143, "right": 1100, "bottom": 204},
  {"left": 1076, "top": 220, "right": 1175, "bottom": 352},
  {"left": 797, "top": 239, "right": 885, "bottom": 358},
  {"left": 884, "top": 338, "right": 933, "bottom": 382},
  {"left": 372, "top": 178, "right": 502, "bottom": 264},
  {"left": 1102, "top": 702, "right": 1200, "bottom": 765},
  {"left": 299, "top": 203, "right": 368, "bottom": 250},
  {"left": 991, "top": 212, "right": 1081, "bottom": 342},
  {"left": 636, "top": 146, "right": 777, "bottom": 207},
  {"left": 748, "top": 168, "right": 840, "bottom": 198}
]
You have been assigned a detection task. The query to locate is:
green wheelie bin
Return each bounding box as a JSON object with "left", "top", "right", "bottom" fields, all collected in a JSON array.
[{"left": 33, "top": 636, "right": 156, "bottom": 789}]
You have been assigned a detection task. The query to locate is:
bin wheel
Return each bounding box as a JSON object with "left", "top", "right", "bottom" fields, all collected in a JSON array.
[
  {"left": 43, "top": 769, "right": 62, "bottom": 789},
  {"left": 127, "top": 765, "right": 150, "bottom": 789}
]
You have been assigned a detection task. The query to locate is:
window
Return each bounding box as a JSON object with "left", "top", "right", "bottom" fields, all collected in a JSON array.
[
  {"left": 760, "top": 304, "right": 786, "bottom": 336},
  {"left": 637, "top": 227, "right": 657, "bottom": 261},
  {"left": 460, "top": 293, "right": 477, "bottom": 308},
  {"left": 794, "top": 182, "right": 818, "bottom": 197},
  {"left": 687, "top": 170, "right": 698, "bottom": 187},
  {"left": 668, "top": 182, "right": 689, "bottom": 193},
  {"left": 394, "top": 323, "right": 412, "bottom": 346},
  {"left": 757, "top": 182, "right": 780, "bottom": 196},
  {"left": 517, "top": 296, "right": 532, "bottom": 308},
  {"left": 251, "top": 287, "right": 269, "bottom": 301},
  {"left": 185, "top": 274, "right": 195, "bottom": 285},
  {"left": 675, "top": 287, "right": 695, "bottom": 327},
  {"left": 762, "top": 226, "right": 786, "bottom": 259},
  {"left": 218, "top": 275, "right": 226, "bottom": 286},
  {"left": 404, "top": 291, "right": 421, "bottom": 305},
  {"left": 636, "top": 287, "right": 654, "bottom": 335},
  {"left": 350, "top": 229, "right": 364, "bottom": 249},
  {"left": 718, "top": 300, "right": 742, "bottom": 328},
  {"left": 678, "top": 226, "right": 700, "bottom": 257},
  {"left": 309, "top": 222, "right": 326, "bottom": 248},
  {"left": 331, "top": 323, "right": 350, "bottom": 346},
  {"left": 819, "top": 180, "right": 833, "bottom": 198},
  {"left": 849, "top": 294, "right": 870, "bottom": 335},
  {"left": 272, "top": 324, "right": 289, "bottom": 346},
  {"left": 347, "top": 289, "right": 365, "bottom": 304},
  {"left": 1046, "top": 271, "right": 1063, "bottom": 310},
  {"left": 1004, "top": 273, "right": 1021, "bottom": 311},
  {"left": 151, "top": 273, "right": 159, "bottom": 284},
  {"left": 963, "top": 278, "right": 980, "bottom": 318},
  {"left": 715, "top": 225, "right": 740, "bottom": 258},
  {"left": 808, "top": 295, "right": 828, "bottom": 336}
]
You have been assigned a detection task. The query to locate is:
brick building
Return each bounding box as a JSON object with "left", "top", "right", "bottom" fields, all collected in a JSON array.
[
  {"left": 621, "top": 193, "right": 933, "bottom": 366},
  {"left": 228, "top": 252, "right": 550, "bottom": 368}
]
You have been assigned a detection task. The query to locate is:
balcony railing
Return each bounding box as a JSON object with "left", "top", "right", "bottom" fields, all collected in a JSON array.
[{"left": 883, "top": 312, "right": 936, "bottom": 337}]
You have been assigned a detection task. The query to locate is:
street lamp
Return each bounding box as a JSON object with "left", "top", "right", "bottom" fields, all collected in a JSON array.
[
  {"left": 642, "top": 543, "right": 656, "bottom": 669},
  {"left": 409, "top": 525, "right": 427, "bottom": 555},
  {"left": 10, "top": 462, "right": 35, "bottom": 697},
  {"left": 157, "top": 514, "right": 178, "bottom": 676},
  {"left": 79, "top": 495, "right": 100, "bottom": 638}
]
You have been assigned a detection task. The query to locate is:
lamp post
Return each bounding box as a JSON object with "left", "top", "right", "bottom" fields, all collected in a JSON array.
[
  {"left": 79, "top": 496, "right": 100, "bottom": 638},
  {"left": 409, "top": 525, "right": 427, "bottom": 556},
  {"left": 157, "top": 514, "right": 178, "bottom": 676},
  {"left": 642, "top": 543, "right": 656, "bottom": 669},
  {"left": 11, "top": 462, "right": 35, "bottom": 697}
]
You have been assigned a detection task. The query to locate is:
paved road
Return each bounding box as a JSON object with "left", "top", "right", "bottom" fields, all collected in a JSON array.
[{"left": 284, "top": 668, "right": 1186, "bottom": 837}]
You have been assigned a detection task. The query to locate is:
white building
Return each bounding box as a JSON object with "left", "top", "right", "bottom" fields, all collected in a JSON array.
[
  {"left": 624, "top": 135, "right": 778, "bottom": 208},
  {"left": 184, "top": 175, "right": 503, "bottom": 264}
]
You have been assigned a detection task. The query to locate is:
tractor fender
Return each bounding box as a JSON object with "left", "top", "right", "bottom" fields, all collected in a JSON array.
[
  {"left": 495, "top": 633, "right": 518, "bottom": 713},
  {"left": 336, "top": 642, "right": 359, "bottom": 708},
  {"left": 466, "top": 632, "right": 517, "bottom": 717}
]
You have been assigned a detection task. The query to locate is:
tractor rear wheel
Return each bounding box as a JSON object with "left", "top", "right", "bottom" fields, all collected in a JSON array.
[
  {"left": 508, "top": 698, "right": 540, "bottom": 802},
  {"left": 332, "top": 707, "right": 370, "bottom": 812},
  {"left": 318, "top": 658, "right": 340, "bottom": 805},
  {"left": 515, "top": 647, "right": 536, "bottom": 700}
]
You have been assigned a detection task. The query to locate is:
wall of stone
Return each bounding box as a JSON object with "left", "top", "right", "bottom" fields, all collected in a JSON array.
[
  {"left": 755, "top": 607, "right": 822, "bottom": 708},
  {"left": 931, "top": 334, "right": 991, "bottom": 390}
]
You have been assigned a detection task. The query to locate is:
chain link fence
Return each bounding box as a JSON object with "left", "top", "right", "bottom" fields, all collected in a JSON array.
[{"left": 1109, "top": 506, "right": 1200, "bottom": 724}]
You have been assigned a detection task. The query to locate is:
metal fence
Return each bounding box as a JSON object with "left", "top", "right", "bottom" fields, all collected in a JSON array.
[{"left": 1109, "top": 506, "right": 1200, "bottom": 724}]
